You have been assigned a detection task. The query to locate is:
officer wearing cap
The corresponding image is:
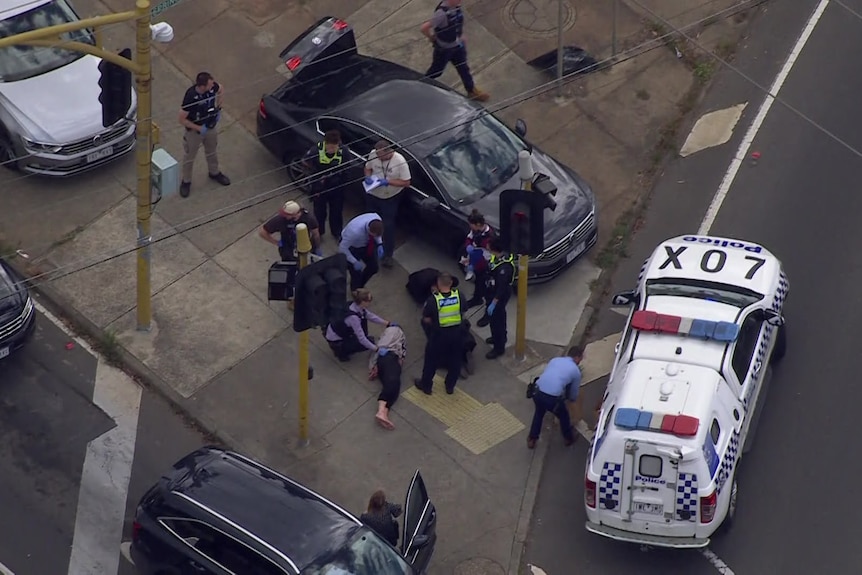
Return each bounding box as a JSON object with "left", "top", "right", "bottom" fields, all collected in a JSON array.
[
  {"left": 414, "top": 272, "right": 466, "bottom": 396},
  {"left": 258, "top": 200, "right": 321, "bottom": 262},
  {"left": 178, "top": 72, "right": 231, "bottom": 197},
  {"left": 303, "top": 129, "right": 349, "bottom": 240},
  {"left": 478, "top": 238, "right": 515, "bottom": 359},
  {"left": 420, "top": 0, "right": 489, "bottom": 102}
]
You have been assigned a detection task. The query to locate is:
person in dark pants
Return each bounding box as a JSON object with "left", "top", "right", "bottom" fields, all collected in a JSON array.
[
  {"left": 303, "top": 130, "right": 349, "bottom": 239},
  {"left": 339, "top": 213, "right": 384, "bottom": 291},
  {"left": 364, "top": 140, "right": 411, "bottom": 269},
  {"left": 527, "top": 346, "right": 583, "bottom": 449},
  {"left": 420, "top": 0, "right": 489, "bottom": 102},
  {"left": 460, "top": 209, "right": 495, "bottom": 308},
  {"left": 360, "top": 490, "right": 403, "bottom": 547},
  {"left": 324, "top": 289, "right": 392, "bottom": 362},
  {"left": 415, "top": 272, "right": 465, "bottom": 395},
  {"left": 480, "top": 238, "right": 515, "bottom": 359},
  {"left": 178, "top": 72, "right": 231, "bottom": 197},
  {"left": 258, "top": 200, "right": 321, "bottom": 261},
  {"left": 368, "top": 324, "right": 407, "bottom": 430}
]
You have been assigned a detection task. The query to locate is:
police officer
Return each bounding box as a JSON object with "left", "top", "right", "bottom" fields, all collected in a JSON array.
[
  {"left": 303, "top": 130, "right": 349, "bottom": 240},
  {"left": 478, "top": 238, "right": 515, "bottom": 359},
  {"left": 420, "top": 0, "right": 490, "bottom": 102},
  {"left": 178, "top": 72, "right": 231, "bottom": 197},
  {"left": 258, "top": 200, "right": 321, "bottom": 261},
  {"left": 414, "top": 272, "right": 466, "bottom": 395}
]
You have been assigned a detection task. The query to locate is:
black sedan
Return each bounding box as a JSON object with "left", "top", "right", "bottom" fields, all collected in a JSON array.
[
  {"left": 130, "top": 446, "right": 437, "bottom": 575},
  {"left": 257, "top": 17, "right": 597, "bottom": 283},
  {"left": 0, "top": 258, "right": 36, "bottom": 360}
]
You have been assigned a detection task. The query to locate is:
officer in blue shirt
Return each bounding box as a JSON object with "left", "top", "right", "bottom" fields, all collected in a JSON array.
[{"left": 527, "top": 346, "right": 584, "bottom": 449}]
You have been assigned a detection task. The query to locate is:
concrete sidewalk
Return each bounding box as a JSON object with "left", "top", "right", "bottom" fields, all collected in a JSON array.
[{"left": 0, "top": 0, "right": 757, "bottom": 573}]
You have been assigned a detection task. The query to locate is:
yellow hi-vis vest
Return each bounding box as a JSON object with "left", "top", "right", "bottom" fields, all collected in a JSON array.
[
  {"left": 318, "top": 141, "right": 343, "bottom": 165},
  {"left": 434, "top": 289, "right": 462, "bottom": 327},
  {"left": 489, "top": 254, "right": 516, "bottom": 285}
]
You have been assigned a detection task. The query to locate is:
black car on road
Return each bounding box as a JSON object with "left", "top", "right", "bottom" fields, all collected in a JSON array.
[
  {"left": 257, "top": 17, "right": 597, "bottom": 283},
  {"left": 129, "top": 446, "right": 437, "bottom": 575},
  {"left": 0, "top": 258, "right": 36, "bottom": 360}
]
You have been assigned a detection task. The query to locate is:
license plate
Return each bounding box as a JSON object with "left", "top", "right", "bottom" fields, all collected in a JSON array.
[
  {"left": 566, "top": 241, "right": 586, "bottom": 264},
  {"left": 633, "top": 502, "right": 663, "bottom": 515},
  {"left": 86, "top": 146, "right": 114, "bottom": 163},
  {"left": 0, "top": 347, "right": 9, "bottom": 359}
]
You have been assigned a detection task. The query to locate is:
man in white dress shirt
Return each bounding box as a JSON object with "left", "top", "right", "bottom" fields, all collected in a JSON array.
[{"left": 364, "top": 140, "right": 411, "bottom": 269}]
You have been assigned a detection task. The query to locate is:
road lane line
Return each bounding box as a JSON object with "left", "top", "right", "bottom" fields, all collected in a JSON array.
[
  {"left": 32, "top": 302, "right": 143, "bottom": 575},
  {"left": 0, "top": 561, "right": 15, "bottom": 575},
  {"left": 529, "top": 565, "right": 549, "bottom": 575},
  {"left": 698, "top": 0, "right": 831, "bottom": 235},
  {"left": 700, "top": 548, "right": 736, "bottom": 575}
]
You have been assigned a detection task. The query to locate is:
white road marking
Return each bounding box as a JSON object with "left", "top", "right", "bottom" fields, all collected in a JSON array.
[
  {"left": 680, "top": 103, "right": 748, "bottom": 157},
  {"left": 0, "top": 560, "right": 15, "bottom": 575},
  {"left": 697, "top": 0, "right": 830, "bottom": 235},
  {"left": 32, "top": 302, "right": 143, "bottom": 575},
  {"left": 700, "top": 548, "right": 737, "bottom": 575},
  {"left": 528, "top": 564, "right": 549, "bottom": 575},
  {"left": 119, "top": 542, "right": 134, "bottom": 566}
]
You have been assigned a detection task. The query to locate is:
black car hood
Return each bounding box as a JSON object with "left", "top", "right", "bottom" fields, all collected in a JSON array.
[
  {"left": 0, "top": 262, "right": 26, "bottom": 316},
  {"left": 462, "top": 147, "right": 595, "bottom": 245}
]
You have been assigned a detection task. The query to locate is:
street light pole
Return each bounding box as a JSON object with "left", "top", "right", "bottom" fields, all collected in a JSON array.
[
  {"left": 556, "top": 0, "right": 564, "bottom": 96},
  {"left": 295, "top": 224, "right": 312, "bottom": 447},
  {"left": 515, "top": 150, "right": 534, "bottom": 361},
  {"left": 135, "top": 0, "right": 154, "bottom": 332}
]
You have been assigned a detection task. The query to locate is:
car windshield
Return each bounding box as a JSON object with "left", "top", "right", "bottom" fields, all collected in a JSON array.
[
  {"left": 646, "top": 278, "right": 763, "bottom": 308},
  {"left": 300, "top": 526, "right": 412, "bottom": 575},
  {"left": 425, "top": 113, "right": 526, "bottom": 204},
  {"left": 0, "top": 0, "right": 95, "bottom": 82}
]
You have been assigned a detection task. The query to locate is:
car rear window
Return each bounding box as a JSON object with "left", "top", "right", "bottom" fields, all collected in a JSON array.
[{"left": 300, "top": 526, "right": 412, "bottom": 575}]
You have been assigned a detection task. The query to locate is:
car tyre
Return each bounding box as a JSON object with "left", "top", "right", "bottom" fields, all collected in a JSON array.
[
  {"left": 0, "top": 137, "right": 19, "bottom": 171},
  {"left": 771, "top": 324, "right": 786, "bottom": 363},
  {"left": 285, "top": 154, "right": 310, "bottom": 193}
]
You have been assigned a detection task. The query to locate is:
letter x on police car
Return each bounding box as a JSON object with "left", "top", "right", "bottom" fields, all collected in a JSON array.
[{"left": 584, "top": 235, "right": 789, "bottom": 548}]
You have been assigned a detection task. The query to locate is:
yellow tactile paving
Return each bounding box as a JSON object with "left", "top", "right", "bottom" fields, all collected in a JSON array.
[
  {"left": 401, "top": 374, "right": 483, "bottom": 428},
  {"left": 445, "top": 403, "right": 526, "bottom": 455}
]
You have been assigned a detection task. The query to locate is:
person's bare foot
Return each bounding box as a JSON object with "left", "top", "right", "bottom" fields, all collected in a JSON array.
[{"left": 375, "top": 413, "right": 395, "bottom": 430}]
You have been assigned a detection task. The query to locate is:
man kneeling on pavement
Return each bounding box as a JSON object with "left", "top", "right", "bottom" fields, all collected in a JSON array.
[{"left": 527, "top": 345, "right": 584, "bottom": 449}]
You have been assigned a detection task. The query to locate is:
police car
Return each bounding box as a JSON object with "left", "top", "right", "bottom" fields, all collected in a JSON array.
[{"left": 584, "top": 235, "right": 789, "bottom": 548}]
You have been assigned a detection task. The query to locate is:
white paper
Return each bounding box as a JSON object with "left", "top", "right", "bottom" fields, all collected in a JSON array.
[{"left": 362, "top": 176, "right": 385, "bottom": 194}]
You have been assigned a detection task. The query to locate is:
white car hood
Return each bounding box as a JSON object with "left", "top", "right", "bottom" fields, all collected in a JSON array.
[{"left": 0, "top": 54, "right": 133, "bottom": 144}]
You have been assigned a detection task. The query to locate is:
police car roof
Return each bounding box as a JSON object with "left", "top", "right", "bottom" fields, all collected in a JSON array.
[
  {"left": 643, "top": 235, "right": 780, "bottom": 297},
  {"left": 0, "top": 0, "right": 50, "bottom": 19},
  {"left": 613, "top": 359, "right": 719, "bottom": 443}
]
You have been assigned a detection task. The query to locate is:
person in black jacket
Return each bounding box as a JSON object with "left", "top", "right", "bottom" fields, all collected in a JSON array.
[
  {"left": 415, "top": 272, "right": 466, "bottom": 395},
  {"left": 480, "top": 238, "right": 516, "bottom": 359},
  {"left": 359, "top": 490, "right": 402, "bottom": 547},
  {"left": 302, "top": 129, "right": 349, "bottom": 239}
]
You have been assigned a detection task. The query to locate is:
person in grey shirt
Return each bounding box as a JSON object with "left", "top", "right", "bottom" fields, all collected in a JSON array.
[{"left": 420, "top": 0, "right": 489, "bottom": 102}]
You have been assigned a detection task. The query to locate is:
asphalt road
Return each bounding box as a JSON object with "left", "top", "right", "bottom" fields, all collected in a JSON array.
[
  {"left": 0, "top": 302, "right": 207, "bottom": 575},
  {"left": 521, "top": 0, "right": 862, "bottom": 573}
]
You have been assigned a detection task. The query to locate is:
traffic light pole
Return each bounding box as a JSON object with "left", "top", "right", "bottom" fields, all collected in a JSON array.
[
  {"left": 295, "top": 224, "right": 313, "bottom": 447},
  {"left": 0, "top": 0, "right": 159, "bottom": 331},
  {"left": 515, "top": 151, "right": 534, "bottom": 361}
]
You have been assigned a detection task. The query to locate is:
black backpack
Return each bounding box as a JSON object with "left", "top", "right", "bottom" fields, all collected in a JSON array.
[
  {"left": 406, "top": 267, "right": 460, "bottom": 305},
  {"left": 329, "top": 307, "right": 360, "bottom": 339}
]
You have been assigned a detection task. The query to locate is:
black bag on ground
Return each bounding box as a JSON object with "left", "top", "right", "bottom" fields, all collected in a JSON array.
[{"left": 405, "top": 267, "right": 460, "bottom": 305}]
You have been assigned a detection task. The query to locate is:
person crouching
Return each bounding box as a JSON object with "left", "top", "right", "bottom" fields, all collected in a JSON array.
[{"left": 324, "top": 289, "right": 392, "bottom": 362}]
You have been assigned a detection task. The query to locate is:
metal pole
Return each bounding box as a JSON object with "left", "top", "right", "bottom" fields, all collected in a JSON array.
[
  {"left": 135, "top": 0, "right": 153, "bottom": 331},
  {"left": 556, "top": 0, "right": 564, "bottom": 95},
  {"left": 612, "top": 0, "right": 618, "bottom": 57},
  {"left": 515, "top": 150, "right": 534, "bottom": 361},
  {"left": 295, "top": 224, "right": 312, "bottom": 446}
]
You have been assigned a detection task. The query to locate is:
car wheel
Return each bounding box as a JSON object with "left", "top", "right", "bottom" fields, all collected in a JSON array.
[
  {"left": 0, "top": 137, "right": 19, "bottom": 171},
  {"left": 285, "top": 154, "right": 310, "bottom": 193},
  {"left": 771, "top": 324, "right": 786, "bottom": 363},
  {"left": 723, "top": 479, "right": 737, "bottom": 532}
]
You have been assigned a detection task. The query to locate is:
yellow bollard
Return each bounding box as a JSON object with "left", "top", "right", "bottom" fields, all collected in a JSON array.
[{"left": 295, "top": 224, "right": 312, "bottom": 446}]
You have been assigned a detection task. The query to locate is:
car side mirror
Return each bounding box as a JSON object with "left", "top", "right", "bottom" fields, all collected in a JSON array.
[
  {"left": 412, "top": 534, "right": 430, "bottom": 549},
  {"left": 515, "top": 119, "right": 527, "bottom": 137},
  {"left": 611, "top": 290, "right": 638, "bottom": 307},
  {"left": 762, "top": 308, "right": 785, "bottom": 327},
  {"left": 419, "top": 197, "right": 440, "bottom": 211}
]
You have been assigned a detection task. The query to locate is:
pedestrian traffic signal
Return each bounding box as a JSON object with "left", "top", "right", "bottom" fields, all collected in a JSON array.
[
  {"left": 293, "top": 253, "right": 349, "bottom": 332},
  {"left": 499, "top": 180, "right": 558, "bottom": 257},
  {"left": 98, "top": 48, "right": 133, "bottom": 128}
]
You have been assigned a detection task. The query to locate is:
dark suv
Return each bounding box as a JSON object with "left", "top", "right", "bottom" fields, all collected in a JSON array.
[
  {"left": 129, "top": 446, "right": 437, "bottom": 575},
  {"left": 0, "top": 259, "right": 36, "bottom": 360}
]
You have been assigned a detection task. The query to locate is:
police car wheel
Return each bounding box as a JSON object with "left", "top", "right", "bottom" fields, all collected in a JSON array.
[
  {"left": 771, "top": 324, "right": 787, "bottom": 363},
  {"left": 720, "top": 479, "right": 738, "bottom": 534}
]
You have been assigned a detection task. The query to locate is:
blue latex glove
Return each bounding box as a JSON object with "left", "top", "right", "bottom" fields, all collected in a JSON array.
[
  {"left": 364, "top": 176, "right": 374, "bottom": 186},
  {"left": 312, "top": 247, "right": 323, "bottom": 257},
  {"left": 389, "top": 322, "right": 399, "bottom": 328},
  {"left": 465, "top": 244, "right": 475, "bottom": 254},
  {"left": 353, "top": 260, "right": 366, "bottom": 272},
  {"left": 377, "top": 245, "right": 384, "bottom": 260},
  {"left": 379, "top": 178, "right": 389, "bottom": 187},
  {"left": 487, "top": 301, "right": 497, "bottom": 316},
  {"left": 378, "top": 348, "right": 389, "bottom": 357},
  {"left": 200, "top": 125, "right": 208, "bottom": 136},
  {"left": 277, "top": 239, "right": 284, "bottom": 248}
]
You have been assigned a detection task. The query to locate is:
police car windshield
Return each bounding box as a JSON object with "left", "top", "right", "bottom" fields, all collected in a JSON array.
[
  {"left": 0, "top": 0, "right": 95, "bottom": 82},
  {"left": 300, "top": 526, "right": 412, "bottom": 575},
  {"left": 426, "top": 113, "right": 527, "bottom": 203},
  {"left": 646, "top": 278, "right": 763, "bottom": 308}
]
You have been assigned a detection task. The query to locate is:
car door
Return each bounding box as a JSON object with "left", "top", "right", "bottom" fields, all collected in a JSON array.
[
  {"left": 401, "top": 157, "right": 465, "bottom": 254},
  {"left": 401, "top": 470, "right": 437, "bottom": 574}
]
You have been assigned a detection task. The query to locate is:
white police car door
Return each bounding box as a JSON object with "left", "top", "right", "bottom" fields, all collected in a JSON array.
[
  {"left": 728, "top": 310, "right": 769, "bottom": 417},
  {"left": 621, "top": 440, "right": 693, "bottom": 533}
]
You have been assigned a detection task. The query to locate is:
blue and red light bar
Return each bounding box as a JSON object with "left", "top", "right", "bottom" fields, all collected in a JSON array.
[
  {"left": 614, "top": 407, "right": 700, "bottom": 437},
  {"left": 631, "top": 310, "right": 739, "bottom": 342}
]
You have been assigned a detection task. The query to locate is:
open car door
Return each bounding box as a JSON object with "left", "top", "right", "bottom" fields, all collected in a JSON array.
[{"left": 401, "top": 470, "right": 437, "bottom": 573}]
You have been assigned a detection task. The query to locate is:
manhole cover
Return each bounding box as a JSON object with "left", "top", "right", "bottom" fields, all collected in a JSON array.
[
  {"left": 454, "top": 558, "right": 506, "bottom": 575},
  {"left": 504, "top": 0, "right": 576, "bottom": 38}
]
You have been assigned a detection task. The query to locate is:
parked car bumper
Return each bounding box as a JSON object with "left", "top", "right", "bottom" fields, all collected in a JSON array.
[
  {"left": 0, "top": 297, "right": 36, "bottom": 359},
  {"left": 528, "top": 211, "right": 598, "bottom": 284},
  {"left": 16, "top": 122, "right": 137, "bottom": 177}
]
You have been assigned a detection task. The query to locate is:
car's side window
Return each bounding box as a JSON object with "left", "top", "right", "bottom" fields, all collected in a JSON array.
[
  {"left": 403, "top": 153, "right": 445, "bottom": 203},
  {"left": 160, "top": 518, "right": 287, "bottom": 575},
  {"left": 731, "top": 314, "right": 762, "bottom": 382}
]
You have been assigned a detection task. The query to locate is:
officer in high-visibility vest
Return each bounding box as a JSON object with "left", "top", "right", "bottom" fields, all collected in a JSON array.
[
  {"left": 302, "top": 129, "right": 348, "bottom": 239},
  {"left": 480, "top": 238, "right": 516, "bottom": 359},
  {"left": 415, "top": 272, "right": 466, "bottom": 395}
]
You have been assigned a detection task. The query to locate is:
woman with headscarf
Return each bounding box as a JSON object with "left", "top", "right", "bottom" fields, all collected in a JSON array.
[{"left": 368, "top": 324, "right": 407, "bottom": 430}]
